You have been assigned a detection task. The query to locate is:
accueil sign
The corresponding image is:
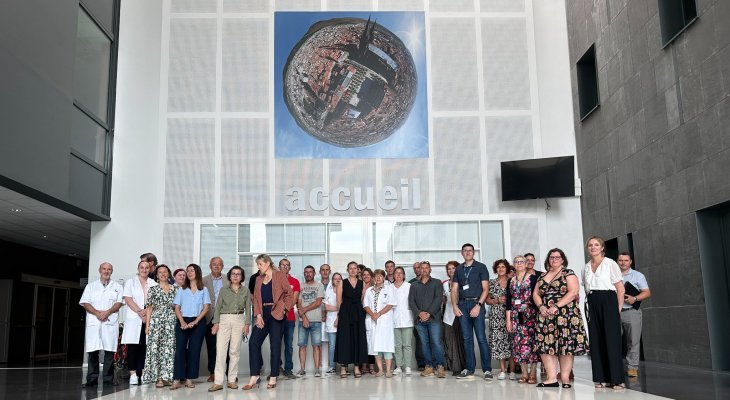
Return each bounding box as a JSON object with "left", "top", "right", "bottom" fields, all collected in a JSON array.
[{"left": 285, "top": 178, "right": 422, "bottom": 212}]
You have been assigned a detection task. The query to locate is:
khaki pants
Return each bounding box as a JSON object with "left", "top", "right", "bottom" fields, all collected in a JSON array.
[{"left": 214, "top": 314, "right": 246, "bottom": 384}]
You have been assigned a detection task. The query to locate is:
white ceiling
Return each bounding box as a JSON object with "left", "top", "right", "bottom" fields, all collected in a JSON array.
[{"left": 0, "top": 186, "right": 91, "bottom": 258}]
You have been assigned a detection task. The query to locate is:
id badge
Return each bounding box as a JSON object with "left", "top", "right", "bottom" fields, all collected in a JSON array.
[
  {"left": 514, "top": 300, "right": 522, "bottom": 305},
  {"left": 463, "top": 284, "right": 470, "bottom": 290}
]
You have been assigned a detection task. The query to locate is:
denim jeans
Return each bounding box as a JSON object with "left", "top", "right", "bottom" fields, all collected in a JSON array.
[
  {"left": 327, "top": 332, "right": 337, "bottom": 368},
  {"left": 282, "top": 320, "right": 295, "bottom": 371},
  {"left": 414, "top": 321, "right": 445, "bottom": 367},
  {"left": 458, "top": 300, "right": 491, "bottom": 373}
]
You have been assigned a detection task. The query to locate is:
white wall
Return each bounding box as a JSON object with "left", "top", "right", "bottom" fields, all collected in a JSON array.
[
  {"left": 89, "top": 0, "right": 165, "bottom": 281},
  {"left": 532, "top": 0, "right": 585, "bottom": 270}
]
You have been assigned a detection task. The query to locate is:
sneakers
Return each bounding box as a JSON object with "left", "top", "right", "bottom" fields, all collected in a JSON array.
[
  {"left": 314, "top": 369, "right": 322, "bottom": 378},
  {"left": 325, "top": 367, "right": 336, "bottom": 375},
  {"left": 497, "top": 371, "right": 506, "bottom": 380},
  {"left": 509, "top": 372, "right": 516, "bottom": 380},
  {"left": 420, "top": 366, "right": 434, "bottom": 377},
  {"left": 296, "top": 369, "right": 306, "bottom": 377},
  {"left": 484, "top": 371, "right": 494, "bottom": 381},
  {"left": 129, "top": 375, "right": 139, "bottom": 385},
  {"left": 284, "top": 370, "right": 297, "bottom": 379},
  {"left": 393, "top": 367, "right": 402, "bottom": 375},
  {"left": 405, "top": 367, "right": 412, "bottom": 376},
  {"left": 437, "top": 365, "right": 446, "bottom": 378},
  {"left": 627, "top": 368, "right": 638, "bottom": 377},
  {"left": 456, "top": 369, "right": 475, "bottom": 379}
]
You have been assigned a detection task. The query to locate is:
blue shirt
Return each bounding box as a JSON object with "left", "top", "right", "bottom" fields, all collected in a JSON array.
[
  {"left": 212, "top": 275, "right": 224, "bottom": 302},
  {"left": 453, "top": 260, "right": 490, "bottom": 299},
  {"left": 174, "top": 287, "right": 211, "bottom": 317},
  {"left": 621, "top": 269, "right": 649, "bottom": 309}
]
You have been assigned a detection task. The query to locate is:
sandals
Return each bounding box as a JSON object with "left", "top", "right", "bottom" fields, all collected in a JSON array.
[
  {"left": 518, "top": 376, "right": 529, "bottom": 384},
  {"left": 612, "top": 383, "right": 626, "bottom": 391},
  {"left": 155, "top": 380, "right": 165, "bottom": 388},
  {"left": 562, "top": 383, "right": 572, "bottom": 388},
  {"left": 184, "top": 380, "right": 195, "bottom": 388},
  {"left": 354, "top": 368, "right": 362, "bottom": 378},
  {"left": 340, "top": 370, "right": 348, "bottom": 378},
  {"left": 537, "top": 381, "right": 559, "bottom": 387}
]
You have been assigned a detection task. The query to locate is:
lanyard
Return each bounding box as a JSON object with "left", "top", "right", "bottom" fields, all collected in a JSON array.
[{"left": 463, "top": 264, "right": 473, "bottom": 282}]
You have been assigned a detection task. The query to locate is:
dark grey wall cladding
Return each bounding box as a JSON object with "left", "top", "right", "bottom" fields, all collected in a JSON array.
[
  {"left": 566, "top": 0, "right": 730, "bottom": 369},
  {"left": 0, "top": 0, "right": 114, "bottom": 220}
]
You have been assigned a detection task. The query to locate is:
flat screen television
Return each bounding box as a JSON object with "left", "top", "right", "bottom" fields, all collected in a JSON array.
[{"left": 501, "top": 156, "right": 575, "bottom": 201}]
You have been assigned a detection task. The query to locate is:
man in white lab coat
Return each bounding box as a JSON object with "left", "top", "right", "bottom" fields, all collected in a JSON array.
[{"left": 79, "top": 262, "right": 124, "bottom": 387}]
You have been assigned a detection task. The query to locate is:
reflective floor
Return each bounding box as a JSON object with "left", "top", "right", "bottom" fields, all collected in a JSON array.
[{"left": 1, "top": 356, "right": 728, "bottom": 400}]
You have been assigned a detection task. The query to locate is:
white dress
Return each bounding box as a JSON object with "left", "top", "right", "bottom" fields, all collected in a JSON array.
[
  {"left": 363, "top": 285, "right": 397, "bottom": 355},
  {"left": 79, "top": 279, "right": 124, "bottom": 352}
]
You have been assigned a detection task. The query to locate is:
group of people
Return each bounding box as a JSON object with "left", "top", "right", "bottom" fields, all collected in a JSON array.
[{"left": 79, "top": 237, "right": 650, "bottom": 392}]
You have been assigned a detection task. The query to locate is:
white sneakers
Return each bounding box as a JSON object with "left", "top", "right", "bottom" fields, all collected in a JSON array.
[
  {"left": 129, "top": 375, "right": 139, "bottom": 385},
  {"left": 497, "top": 371, "right": 506, "bottom": 380},
  {"left": 405, "top": 367, "right": 412, "bottom": 376},
  {"left": 393, "top": 367, "right": 402, "bottom": 375}
]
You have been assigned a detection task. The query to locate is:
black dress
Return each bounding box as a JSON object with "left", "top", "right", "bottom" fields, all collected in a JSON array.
[{"left": 334, "top": 278, "right": 368, "bottom": 365}]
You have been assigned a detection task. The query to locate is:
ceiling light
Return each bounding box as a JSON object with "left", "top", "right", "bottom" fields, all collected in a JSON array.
[
  {"left": 9, "top": 208, "right": 22, "bottom": 212},
  {"left": 42, "top": 234, "right": 48, "bottom": 239}
]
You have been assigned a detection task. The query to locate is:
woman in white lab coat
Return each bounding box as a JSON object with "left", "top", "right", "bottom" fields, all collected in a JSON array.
[
  {"left": 122, "top": 260, "right": 158, "bottom": 385},
  {"left": 391, "top": 266, "right": 414, "bottom": 375},
  {"left": 363, "top": 269, "right": 397, "bottom": 377}
]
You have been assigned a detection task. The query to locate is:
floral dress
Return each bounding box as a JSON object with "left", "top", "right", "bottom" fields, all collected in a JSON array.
[
  {"left": 488, "top": 278, "right": 511, "bottom": 359},
  {"left": 142, "top": 285, "right": 177, "bottom": 383},
  {"left": 534, "top": 268, "right": 588, "bottom": 355},
  {"left": 506, "top": 274, "right": 539, "bottom": 364}
]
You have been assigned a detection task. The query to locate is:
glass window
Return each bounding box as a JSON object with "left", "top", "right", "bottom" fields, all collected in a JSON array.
[
  {"left": 70, "top": 107, "right": 106, "bottom": 166},
  {"left": 73, "top": 8, "right": 111, "bottom": 122},
  {"left": 480, "top": 220, "right": 505, "bottom": 265},
  {"left": 328, "top": 223, "right": 364, "bottom": 273},
  {"left": 200, "top": 224, "right": 237, "bottom": 269}
]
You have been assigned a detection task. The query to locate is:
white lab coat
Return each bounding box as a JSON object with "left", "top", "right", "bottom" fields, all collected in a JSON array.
[
  {"left": 79, "top": 279, "right": 124, "bottom": 353},
  {"left": 363, "top": 285, "right": 397, "bottom": 355},
  {"left": 391, "top": 282, "right": 414, "bottom": 328},
  {"left": 121, "top": 276, "right": 158, "bottom": 344},
  {"left": 324, "top": 284, "right": 338, "bottom": 333}
]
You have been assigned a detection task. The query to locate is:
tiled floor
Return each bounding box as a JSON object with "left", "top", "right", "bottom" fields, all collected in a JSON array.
[{"left": 2, "top": 356, "right": 729, "bottom": 400}]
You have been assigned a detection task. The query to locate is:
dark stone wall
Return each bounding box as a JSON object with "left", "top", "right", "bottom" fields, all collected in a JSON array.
[{"left": 565, "top": 0, "right": 730, "bottom": 368}]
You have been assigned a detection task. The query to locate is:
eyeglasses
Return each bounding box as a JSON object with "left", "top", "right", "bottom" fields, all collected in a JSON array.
[
  {"left": 230, "top": 272, "right": 242, "bottom": 276},
  {"left": 421, "top": 261, "right": 430, "bottom": 265},
  {"left": 549, "top": 256, "right": 563, "bottom": 260},
  {"left": 514, "top": 261, "right": 526, "bottom": 264}
]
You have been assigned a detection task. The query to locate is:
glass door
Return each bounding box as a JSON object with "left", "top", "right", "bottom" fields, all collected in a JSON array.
[{"left": 31, "top": 285, "right": 69, "bottom": 359}]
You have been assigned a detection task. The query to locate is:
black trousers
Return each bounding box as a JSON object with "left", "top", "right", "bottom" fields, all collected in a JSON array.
[
  {"left": 205, "top": 322, "right": 217, "bottom": 374},
  {"left": 87, "top": 350, "right": 115, "bottom": 384},
  {"left": 126, "top": 323, "right": 147, "bottom": 377},
  {"left": 587, "top": 290, "right": 624, "bottom": 385},
  {"left": 249, "top": 308, "right": 285, "bottom": 377}
]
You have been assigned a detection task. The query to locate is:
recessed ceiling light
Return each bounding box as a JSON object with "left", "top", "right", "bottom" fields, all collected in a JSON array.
[
  {"left": 42, "top": 234, "right": 48, "bottom": 239},
  {"left": 9, "top": 208, "right": 22, "bottom": 212}
]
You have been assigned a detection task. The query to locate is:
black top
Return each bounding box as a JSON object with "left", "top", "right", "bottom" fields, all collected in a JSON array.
[{"left": 453, "top": 260, "right": 490, "bottom": 299}]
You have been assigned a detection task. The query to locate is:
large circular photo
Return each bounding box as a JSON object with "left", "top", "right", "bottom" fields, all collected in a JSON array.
[{"left": 282, "top": 17, "right": 418, "bottom": 148}]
